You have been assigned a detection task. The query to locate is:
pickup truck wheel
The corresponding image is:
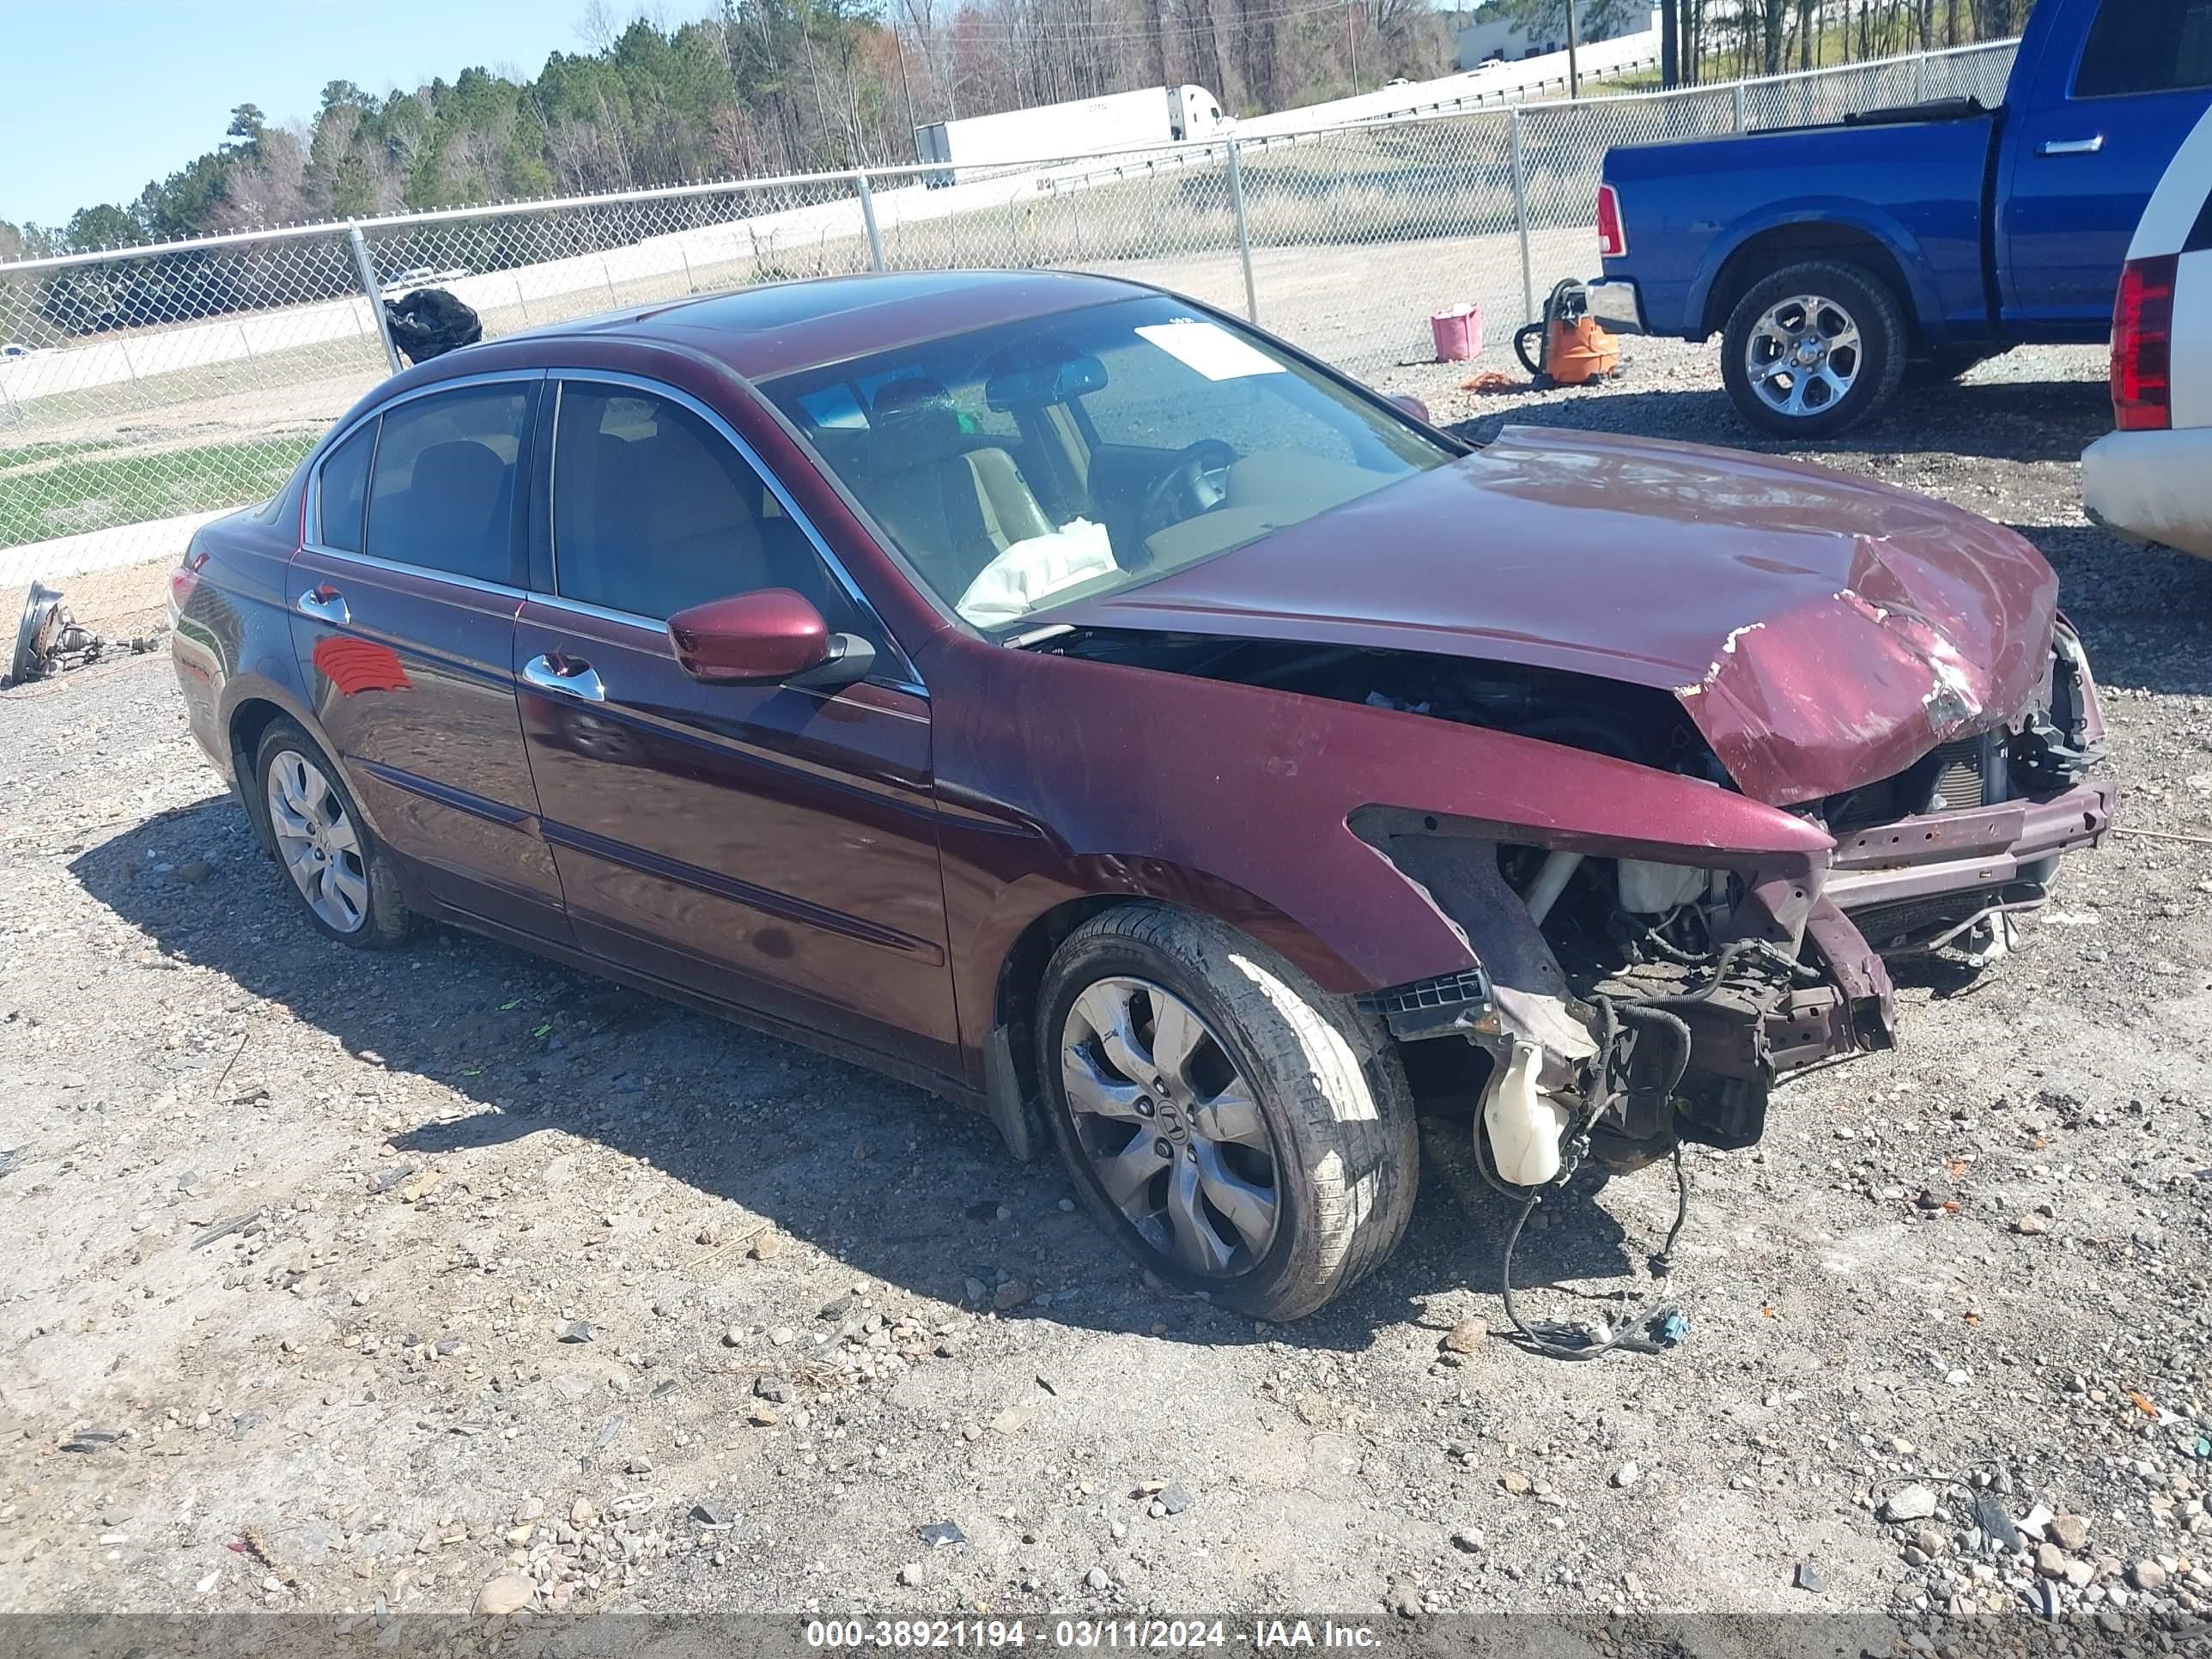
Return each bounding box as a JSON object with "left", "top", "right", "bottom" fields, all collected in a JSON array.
[
  {"left": 1722, "top": 260, "right": 1906, "bottom": 437},
  {"left": 1036, "top": 903, "right": 1418, "bottom": 1322}
]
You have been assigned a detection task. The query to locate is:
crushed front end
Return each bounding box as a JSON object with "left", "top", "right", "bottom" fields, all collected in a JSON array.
[{"left": 1353, "top": 621, "right": 2112, "bottom": 1186}]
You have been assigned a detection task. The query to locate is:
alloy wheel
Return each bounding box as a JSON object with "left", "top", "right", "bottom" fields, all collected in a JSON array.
[
  {"left": 1743, "top": 292, "right": 1862, "bottom": 418},
  {"left": 1059, "top": 976, "right": 1280, "bottom": 1279},
  {"left": 264, "top": 749, "right": 370, "bottom": 933}
]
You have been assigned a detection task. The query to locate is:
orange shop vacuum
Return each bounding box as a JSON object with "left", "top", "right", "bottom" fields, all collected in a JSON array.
[{"left": 1513, "top": 278, "right": 1621, "bottom": 389}]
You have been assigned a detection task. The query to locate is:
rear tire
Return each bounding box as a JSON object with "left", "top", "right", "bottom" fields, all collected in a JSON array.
[
  {"left": 1721, "top": 259, "right": 1906, "bottom": 438},
  {"left": 252, "top": 719, "right": 413, "bottom": 950},
  {"left": 1036, "top": 903, "right": 1418, "bottom": 1322}
]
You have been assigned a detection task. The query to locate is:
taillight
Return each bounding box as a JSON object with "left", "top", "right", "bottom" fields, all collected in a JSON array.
[
  {"left": 1596, "top": 183, "right": 1627, "bottom": 259},
  {"left": 2112, "top": 253, "right": 2177, "bottom": 432},
  {"left": 170, "top": 545, "right": 208, "bottom": 610}
]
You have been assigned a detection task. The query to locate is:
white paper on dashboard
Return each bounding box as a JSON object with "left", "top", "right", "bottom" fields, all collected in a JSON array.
[
  {"left": 955, "top": 518, "right": 1119, "bottom": 625},
  {"left": 1134, "top": 320, "right": 1286, "bottom": 382}
]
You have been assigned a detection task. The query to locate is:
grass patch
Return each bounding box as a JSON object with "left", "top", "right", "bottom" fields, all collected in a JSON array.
[
  {"left": 0, "top": 434, "right": 313, "bottom": 549},
  {"left": 0, "top": 436, "right": 128, "bottom": 469}
]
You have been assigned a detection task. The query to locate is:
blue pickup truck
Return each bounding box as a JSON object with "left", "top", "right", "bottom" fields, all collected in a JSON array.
[{"left": 1589, "top": 0, "right": 2212, "bottom": 434}]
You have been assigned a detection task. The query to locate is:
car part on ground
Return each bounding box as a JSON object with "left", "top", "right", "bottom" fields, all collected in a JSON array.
[{"left": 7, "top": 581, "right": 146, "bottom": 687}]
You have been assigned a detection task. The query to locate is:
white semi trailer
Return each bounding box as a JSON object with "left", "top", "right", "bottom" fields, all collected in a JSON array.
[{"left": 915, "top": 86, "right": 1230, "bottom": 184}]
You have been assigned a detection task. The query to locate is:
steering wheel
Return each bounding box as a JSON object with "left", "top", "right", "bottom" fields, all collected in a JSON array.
[{"left": 1137, "top": 440, "right": 1237, "bottom": 541}]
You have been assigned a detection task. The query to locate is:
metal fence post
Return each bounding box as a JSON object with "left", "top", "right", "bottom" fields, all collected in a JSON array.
[
  {"left": 1913, "top": 52, "right": 1929, "bottom": 103},
  {"left": 346, "top": 223, "right": 404, "bottom": 376},
  {"left": 1226, "top": 138, "right": 1260, "bottom": 324},
  {"left": 1733, "top": 83, "right": 1748, "bottom": 131},
  {"left": 1509, "top": 107, "right": 1535, "bottom": 325},
  {"left": 855, "top": 171, "right": 888, "bottom": 272}
]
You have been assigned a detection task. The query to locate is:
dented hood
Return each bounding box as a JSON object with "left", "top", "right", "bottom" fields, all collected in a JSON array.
[{"left": 1049, "top": 425, "right": 2057, "bottom": 805}]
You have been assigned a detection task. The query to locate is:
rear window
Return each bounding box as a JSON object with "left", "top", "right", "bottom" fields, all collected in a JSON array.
[
  {"left": 317, "top": 422, "right": 374, "bottom": 551},
  {"left": 2075, "top": 0, "right": 2212, "bottom": 97},
  {"left": 363, "top": 384, "right": 534, "bottom": 584}
]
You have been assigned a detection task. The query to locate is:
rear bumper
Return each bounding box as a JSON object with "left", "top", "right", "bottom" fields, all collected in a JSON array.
[
  {"left": 170, "top": 613, "right": 234, "bottom": 783},
  {"left": 1585, "top": 278, "right": 1646, "bottom": 335},
  {"left": 2081, "top": 427, "right": 2212, "bottom": 561}
]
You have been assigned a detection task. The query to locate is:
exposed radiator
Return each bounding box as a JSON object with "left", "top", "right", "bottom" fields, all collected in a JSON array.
[{"left": 1928, "top": 737, "right": 1988, "bottom": 812}]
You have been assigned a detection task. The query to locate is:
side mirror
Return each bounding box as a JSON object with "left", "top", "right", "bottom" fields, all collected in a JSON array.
[
  {"left": 666, "top": 588, "right": 876, "bottom": 690},
  {"left": 1385, "top": 392, "right": 1431, "bottom": 424}
]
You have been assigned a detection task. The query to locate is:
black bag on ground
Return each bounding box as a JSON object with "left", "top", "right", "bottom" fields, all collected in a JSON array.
[{"left": 383, "top": 288, "right": 483, "bottom": 366}]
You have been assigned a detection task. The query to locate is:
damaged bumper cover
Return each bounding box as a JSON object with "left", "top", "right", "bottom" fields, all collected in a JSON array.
[{"left": 1356, "top": 757, "right": 2113, "bottom": 1160}]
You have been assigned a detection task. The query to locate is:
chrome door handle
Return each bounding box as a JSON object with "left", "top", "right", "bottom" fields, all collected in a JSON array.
[
  {"left": 2038, "top": 136, "right": 2104, "bottom": 155},
  {"left": 296, "top": 585, "right": 349, "bottom": 625},
  {"left": 522, "top": 653, "right": 606, "bottom": 703}
]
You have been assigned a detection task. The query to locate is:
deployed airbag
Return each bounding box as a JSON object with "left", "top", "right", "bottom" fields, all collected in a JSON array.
[{"left": 957, "top": 518, "right": 1117, "bottom": 625}]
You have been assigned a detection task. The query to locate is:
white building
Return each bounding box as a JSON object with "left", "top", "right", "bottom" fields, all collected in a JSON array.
[{"left": 1456, "top": 4, "right": 1660, "bottom": 70}]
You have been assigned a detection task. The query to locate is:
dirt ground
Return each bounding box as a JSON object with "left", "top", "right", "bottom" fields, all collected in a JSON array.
[{"left": 3, "top": 337, "right": 2209, "bottom": 1652}]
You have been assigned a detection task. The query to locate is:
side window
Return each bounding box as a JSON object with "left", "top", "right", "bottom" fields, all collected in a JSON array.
[
  {"left": 364, "top": 383, "right": 533, "bottom": 584},
  {"left": 552, "top": 382, "right": 860, "bottom": 631},
  {"left": 317, "top": 421, "right": 375, "bottom": 552},
  {"left": 2075, "top": 0, "right": 2212, "bottom": 97}
]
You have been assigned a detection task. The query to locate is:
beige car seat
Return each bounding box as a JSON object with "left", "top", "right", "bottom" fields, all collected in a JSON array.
[{"left": 867, "top": 378, "right": 1055, "bottom": 597}]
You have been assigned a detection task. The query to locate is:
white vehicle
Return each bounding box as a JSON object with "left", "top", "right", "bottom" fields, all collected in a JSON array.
[
  {"left": 915, "top": 86, "right": 1229, "bottom": 184},
  {"left": 2082, "top": 106, "right": 2212, "bottom": 562}
]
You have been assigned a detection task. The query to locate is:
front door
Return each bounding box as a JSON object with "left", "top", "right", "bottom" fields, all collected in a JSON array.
[
  {"left": 289, "top": 374, "right": 569, "bottom": 941},
  {"left": 1999, "top": 0, "right": 2212, "bottom": 333},
  {"left": 513, "top": 376, "right": 958, "bottom": 1079}
]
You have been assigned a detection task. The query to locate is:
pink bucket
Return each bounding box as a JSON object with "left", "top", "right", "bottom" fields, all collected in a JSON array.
[{"left": 1430, "top": 303, "right": 1483, "bottom": 362}]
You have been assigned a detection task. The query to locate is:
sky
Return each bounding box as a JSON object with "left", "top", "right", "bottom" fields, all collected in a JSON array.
[{"left": 0, "top": 0, "right": 711, "bottom": 230}]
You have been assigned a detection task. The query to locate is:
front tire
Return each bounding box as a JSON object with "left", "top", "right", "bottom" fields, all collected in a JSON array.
[
  {"left": 1721, "top": 259, "right": 1906, "bottom": 437},
  {"left": 252, "top": 720, "right": 412, "bottom": 949},
  {"left": 1036, "top": 904, "right": 1418, "bottom": 1322}
]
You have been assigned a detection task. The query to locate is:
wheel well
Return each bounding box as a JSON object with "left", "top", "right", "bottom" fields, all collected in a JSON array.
[
  {"left": 1702, "top": 226, "right": 1919, "bottom": 346},
  {"left": 991, "top": 896, "right": 1123, "bottom": 1097},
  {"left": 228, "top": 699, "right": 290, "bottom": 851},
  {"left": 228, "top": 698, "right": 289, "bottom": 779}
]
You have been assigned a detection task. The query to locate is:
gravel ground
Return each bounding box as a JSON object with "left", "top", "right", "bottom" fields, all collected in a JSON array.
[{"left": 3, "top": 337, "right": 2210, "bottom": 1652}]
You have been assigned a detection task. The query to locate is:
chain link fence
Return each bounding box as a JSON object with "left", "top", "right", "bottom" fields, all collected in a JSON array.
[{"left": 0, "top": 37, "right": 2017, "bottom": 587}]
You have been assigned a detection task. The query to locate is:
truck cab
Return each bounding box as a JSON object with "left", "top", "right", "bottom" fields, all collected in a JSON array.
[{"left": 1174, "top": 83, "right": 1231, "bottom": 141}]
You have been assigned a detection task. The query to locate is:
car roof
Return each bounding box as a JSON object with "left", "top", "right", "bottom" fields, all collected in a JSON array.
[{"left": 511, "top": 269, "right": 1152, "bottom": 381}]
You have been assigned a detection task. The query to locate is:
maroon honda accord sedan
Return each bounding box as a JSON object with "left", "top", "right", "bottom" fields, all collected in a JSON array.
[{"left": 169, "top": 270, "right": 2112, "bottom": 1320}]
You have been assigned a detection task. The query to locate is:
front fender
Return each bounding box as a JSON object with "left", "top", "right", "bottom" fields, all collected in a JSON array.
[
  {"left": 1689, "top": 201, "right": 1948, "bottom": 346},
  {"left": 968, "top": 861, "right": 1366, "bottom": 1014},
  {"left": 931, "top": 635, "right": 1834, "bottom": 1060}
]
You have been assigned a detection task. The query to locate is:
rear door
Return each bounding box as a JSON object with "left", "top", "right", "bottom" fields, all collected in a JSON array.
[
  {"left": 289, "top": 373, "right": 570, "bottom": 941},
  {"left": 512, "top": 374, "right": 959, "bottom": 1079},
  {"left": 2000, "top": 0, "right": 2212, "bottom": 332}
]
